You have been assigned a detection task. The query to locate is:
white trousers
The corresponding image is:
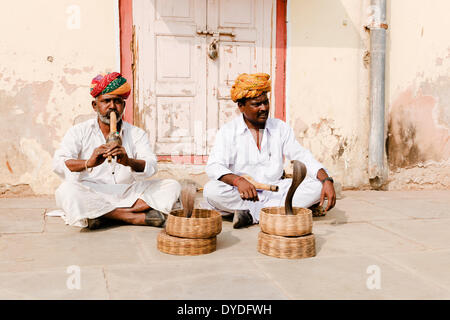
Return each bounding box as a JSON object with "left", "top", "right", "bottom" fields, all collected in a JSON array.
[
  {"left": 202, "top": 177, "right": 322, "bottom": 223},
  {"left": 55, "top": 179, "right": 181, "bottom": 227}
]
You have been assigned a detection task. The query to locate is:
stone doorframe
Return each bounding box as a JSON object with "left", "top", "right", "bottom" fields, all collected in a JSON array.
[{"left": 118, "top": 0, "right": 287, "bottom": 161}]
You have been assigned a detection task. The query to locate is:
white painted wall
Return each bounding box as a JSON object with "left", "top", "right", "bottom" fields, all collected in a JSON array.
[{"left": 0, "top": 0, "right": 118, "bottom": 194}]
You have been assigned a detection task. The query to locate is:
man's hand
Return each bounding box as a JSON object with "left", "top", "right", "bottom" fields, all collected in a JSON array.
[
  {"left": 86, "top": 144, "right": 110, "bottom": 168},
  {"left": 235, "top": 177, "right": 259, "bottom": 202},
  {"left": 320, "top": 181, "right": 336, "bottom": 212},
  {"left": 103, "top": 141, "right": 130, "bottom": 166}
]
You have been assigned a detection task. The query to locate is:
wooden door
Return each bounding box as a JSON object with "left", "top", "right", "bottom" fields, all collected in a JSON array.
[
  {"left": 133, "top": 0, "right": 275, "bottom": 159},
  {"left": 205, "top": 0, "right": 274, "bottom": 153}
]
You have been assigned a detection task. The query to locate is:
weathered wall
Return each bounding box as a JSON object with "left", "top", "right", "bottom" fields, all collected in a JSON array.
[
  {"left": 288, "top": 0, "right": 450, "bottom": 190},
  {"left": 0, "top": 0, "right": 117, "bottom": 195},
  {"left": 386, "top": 0, "right": 450, "bottom": 189},
  {"left": 287, "top": 0, "right": 371, "bottom": 189},
  {"left": 2, "top": 0, "right": 448, "bottom": 195}
]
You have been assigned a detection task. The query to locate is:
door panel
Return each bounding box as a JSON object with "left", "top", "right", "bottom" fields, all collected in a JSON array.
[
  {"left": 206, "top": 0, "right": 273, "bottom": 152},
  {"left": 133, "top": 0, "right": 274, "bottom": 157},
  {"left": 134, "top": 0, "right": 207, "bottom": 155},
  {"left": 219, "top": 0, "right": 254, "bottom": 27},
  {"left": 156, "top": 0, "right": 194, "bottom": 21}
]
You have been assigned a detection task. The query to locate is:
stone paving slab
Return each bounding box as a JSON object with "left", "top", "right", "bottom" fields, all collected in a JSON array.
[
  {"left": 0, "top": 231, "right": 146, "bottom": 273},
  {"left": 340, "top": 191, "right": 450, "bottom": 219},
  {"left": 0, "top": 197, "right": 57, "bottom": 209},
  {"left": 43, "top": 216, "right": 84, "bottom": 234},
  {"left": 0, "top": 266, "right": 108, "bottom": 299},
  {"left": 381, "top": 250, "right": 450, "bottom": 292},
  {"left": 364, "top": 199, "right": 449, "bottom": 219},
  {"left": 345, "top": 190, "right": 450, "bottom": 201},
  {"left": 0, "top": 208, "right": 45, "bottom": 234},
  {"left": 371, "top": 219, "right": 450, "bottom": 250},
  {"left": 313, "top": 222, "right": 427, "bottom": 257},
  {"left": 104, "top": 260, "right": 288, "bottom": 300},
  {"left": 130, "top": 222, "right": 271, "bottom": 264},
  {"left": 313, "top": 198, "right": 408, "bottom": 225},
  {"left": 253, "top": 254, "right": 450, "bottom": 300},
  {"left": 0, "top": 191, "right": 449, "bottom": 300}
]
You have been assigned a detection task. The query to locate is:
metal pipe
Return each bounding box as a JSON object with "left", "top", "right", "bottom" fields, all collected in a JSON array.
[{"left": 368, "top": 0, "right": 387, "bottom": 189}]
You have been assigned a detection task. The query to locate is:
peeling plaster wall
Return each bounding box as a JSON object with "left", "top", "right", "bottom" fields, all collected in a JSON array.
[
  {"left": 288, "top": 0, "right": 450, "bottom": 190},
  {"left": 288, "top": 0, "right": 371, "bottom": 189},
  {"left": 0, "top": 0, "right": 117, "bottom": 195},
  {"left": 2, "top": 0, "right": 448, "bottom": 195},
  {"left": 386, "top": 0, "right": 450, "bottom": 189}
]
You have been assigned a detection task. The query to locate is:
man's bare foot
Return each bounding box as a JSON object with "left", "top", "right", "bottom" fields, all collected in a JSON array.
[
  {"left": 101, "top": 207, "right": 166, "bottom": 227},
  {"left": 131, "top": 198, "right": 151, "bottom": 213},
  {"left": 87, "top": 217, "right": 105, "bottom": 230},
  {"left": 232, "top": 210, "right": 253, "bottom": 229},
  {"left": 103, "top": 208, "right": 146, "bottom": 225},
  {"left": 144, "top": 209, "right": 167, "bottom": 227}
]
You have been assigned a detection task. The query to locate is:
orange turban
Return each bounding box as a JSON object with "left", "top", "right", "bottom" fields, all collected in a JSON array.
[{"left": 230, "top": 73, "right": 271, "bottom": 103}]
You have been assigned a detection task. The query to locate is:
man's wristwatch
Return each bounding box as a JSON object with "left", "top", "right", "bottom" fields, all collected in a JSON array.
[{"left": 321, "top": 177, "right": 334, "bottom": 184}]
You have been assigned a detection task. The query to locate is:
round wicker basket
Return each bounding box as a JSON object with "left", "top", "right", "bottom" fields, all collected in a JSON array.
[
  {"left": 165, "top": 209, "right": 222, "bottom": 239},
  {"left": 157, "top": 230, "right": 216, "bottom": 256},
  {"left": 257, "top": 232, "right": 316, "bottom": 259},
  {"left": 259, "top": 207, "right": 313, "bottom": 237}
]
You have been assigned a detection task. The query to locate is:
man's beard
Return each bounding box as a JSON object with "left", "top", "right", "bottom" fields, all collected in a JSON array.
[{"left": 98, "top": 109, "right": 124, "bottom": 125}]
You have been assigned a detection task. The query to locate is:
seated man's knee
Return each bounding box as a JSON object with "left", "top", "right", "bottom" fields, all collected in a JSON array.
[
  {"left": 55, "top": 181, "right": 80, "bottom": 197},
  {"left": 203, "top": 180, "right": 230, "bottom": 202},
  {"left": 55, "top": 181, "right": 86, "bottom": 207},
  {"left": 292, "top": 179, "right": 323, "bottom": 207},
  {"left": 164, "top": 178, "right": 182, "bottom": 196}
]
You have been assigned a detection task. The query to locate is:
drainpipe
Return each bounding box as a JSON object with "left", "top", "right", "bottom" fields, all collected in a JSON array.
[{"left": 367, "top": 0, "right": 388, "bottom": 189}]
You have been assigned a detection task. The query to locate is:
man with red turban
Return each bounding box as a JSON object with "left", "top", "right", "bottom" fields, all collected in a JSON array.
[
  {"left": 53, "top": 73, "right": 181, "bottom": 229},
  {"left": 203, "top": 73, "right": 336, "bottom": 228}
]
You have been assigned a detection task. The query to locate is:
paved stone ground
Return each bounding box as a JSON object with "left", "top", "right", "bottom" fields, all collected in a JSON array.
[{"left": 0, "top": 190, "right": 449, "bottom": 300}]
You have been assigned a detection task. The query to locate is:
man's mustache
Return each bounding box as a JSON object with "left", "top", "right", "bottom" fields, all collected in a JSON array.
[
  {"left": 106, "top": 109, "right": 121, "bottom": 118},
  {"left": 97, "top": 109, "right": 123, "bottom": 125}
]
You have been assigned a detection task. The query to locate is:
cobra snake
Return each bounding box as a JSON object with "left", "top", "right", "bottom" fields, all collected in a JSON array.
[{"left": 284, "top": 160, "right": 307, "bottom": 215}]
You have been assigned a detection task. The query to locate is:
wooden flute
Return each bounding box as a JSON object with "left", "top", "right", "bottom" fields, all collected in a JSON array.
[
  {"left": 197, "top": 175, "right": 279, "bottom": 192},
  {"left": 106, "top": 112, "right": 121, "bottom": 163}
]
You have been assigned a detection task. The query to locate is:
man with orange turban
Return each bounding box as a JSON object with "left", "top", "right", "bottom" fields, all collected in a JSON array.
[
  {"left": 52, "top": 73, "right": 181, "bottom": 229},
  {"left": 203, "top": 73, "right": 336, "bottom": 228}
]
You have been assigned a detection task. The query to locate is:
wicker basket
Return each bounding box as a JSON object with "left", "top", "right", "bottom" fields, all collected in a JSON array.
[
  {"left": 165, "top": 209, "right": 222, "bottom": 239},
  {"left": 257, "top": 232, "right": 316, "bottom": 259},
  {"left": 259, "top": 207, "right": 312, "bottom": 237},
  {"left": 157, "top": 229, "right": 216, "bottom": 256}
]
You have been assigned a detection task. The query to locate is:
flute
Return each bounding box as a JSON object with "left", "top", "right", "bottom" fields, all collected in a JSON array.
[
  {"left": 106, "top": 111, "right": 121, "bottom": 163},
  {"left": 241, "top": 175, "right": 279, "bottom": 192},
  {"left": 197, "top": 175, "right": 279, "bottom": 192}
]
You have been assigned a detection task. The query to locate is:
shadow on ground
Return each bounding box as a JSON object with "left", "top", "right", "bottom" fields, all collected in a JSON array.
[
  {"left": 313, "top": 208, "right": 348, "bottom": 224},
  {"left": 216, "top": 230, "right": 241, "bottom": 250}
]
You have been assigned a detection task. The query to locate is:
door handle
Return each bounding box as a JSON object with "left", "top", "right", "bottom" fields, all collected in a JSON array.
[
  {"left": 196, "top": 29, "right": 236, "bottom": 37},
  {"left": 196, "top": 29, "right": 209, "bottom": 35},
  {"left": 214, "top": 31, "right": 236, "bottom": 37}
]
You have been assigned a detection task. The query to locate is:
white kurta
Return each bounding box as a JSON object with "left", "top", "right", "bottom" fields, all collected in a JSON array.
[
  {"left": 53, "top": 118, "right": 181, "bottom": 227},
  {"left": 203, "top": 115, "right": 326, "bottom": 222}
]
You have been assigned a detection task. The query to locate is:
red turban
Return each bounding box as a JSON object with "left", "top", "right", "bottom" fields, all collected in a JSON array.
[{"left": 90, "top": 72, "right": 131, "bottom": 99}]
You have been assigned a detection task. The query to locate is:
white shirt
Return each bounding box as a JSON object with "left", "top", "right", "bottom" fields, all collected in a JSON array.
[
  {"left": 53, "top": 118, "right": 157, "bottom": 185},
  {"left": 206, "top": 115, "right": 325, "bottom": 184}
]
